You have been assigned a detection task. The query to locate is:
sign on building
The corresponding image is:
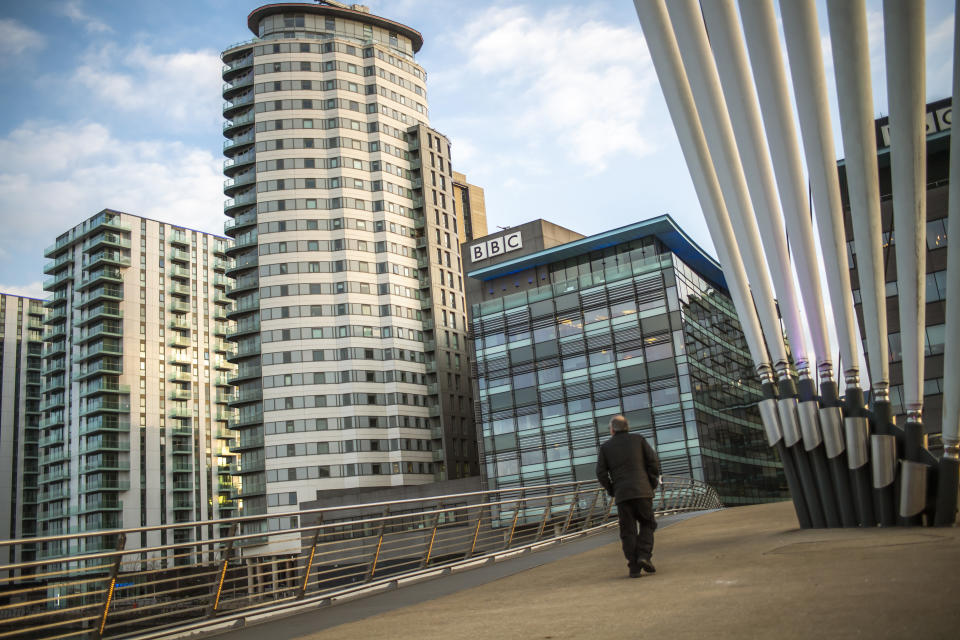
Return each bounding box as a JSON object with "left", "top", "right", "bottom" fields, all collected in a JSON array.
[{"left": 470, "top": 231, "right": 523, "bottom": 262}]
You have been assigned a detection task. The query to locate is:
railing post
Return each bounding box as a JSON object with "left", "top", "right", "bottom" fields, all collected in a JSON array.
[
  {"left": 420, "top": 501, "right": 442, "bottom": 569},
  {"left": 465, "top": 504, "right": 484, "bottom": 559},
  {"left": 579, "top": 488, "right": 602, "bottom": 531},
  {"left": 93, "top": 533, "right": 126, "bottom": 640},
  {"left": 365, "top": 506, "right": 390, "bottom": 582},
  {"left": 207, "top": 523, "right": 239, "bottom": 616},
  {"left": 502, "top": 491, "right": 524, "bottom": 550},
  {"left": 560, "top": 484, "right": 582, "bottom": 535},
  {"left": 534, "top": 496, "right": 553, "bottom": 542},
  {"left": 297, "top": 513, "right": 323, "bottom": 599}
]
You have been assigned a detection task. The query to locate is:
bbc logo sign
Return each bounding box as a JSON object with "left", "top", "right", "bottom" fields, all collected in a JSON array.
[{"left": 470, "top": 231, "right": 523, "bottom": 262}]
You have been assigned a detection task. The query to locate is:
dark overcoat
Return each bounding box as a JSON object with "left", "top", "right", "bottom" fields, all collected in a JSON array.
[{"left": 596, "top": 431, "right": 661, "bottom": 503}]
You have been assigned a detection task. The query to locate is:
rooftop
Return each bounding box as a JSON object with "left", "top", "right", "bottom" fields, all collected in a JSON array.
[
  {"left": 247, "top": 3, "right": 424, "bottom": 52},
  {"left": 467, "top": 214, "right": 727, "bottom": 291}
]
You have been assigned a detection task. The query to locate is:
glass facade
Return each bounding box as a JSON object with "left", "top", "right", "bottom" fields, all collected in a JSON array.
[{"left": 470, "top": 232, "right": 787, "bottom": 505}]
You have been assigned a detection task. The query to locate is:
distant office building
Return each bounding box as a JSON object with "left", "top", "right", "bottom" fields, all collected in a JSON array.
[
  {"left": 841, "top": 98, "right": 950, "bottom": 448},
  {"left": 453, "top": 171, "right": 488, "bottom": 246},
  {"left": 38, "top": 209, "right": 236, "bottom": 559},
  {"left": 220, "top": 2, "right": 477, "bottom": 535},
  {"left": 465, "top": 216, "right": 787, "bottom": 505},
  {"left": 0, "top": 294, "right": 44, "bottom": 565}
]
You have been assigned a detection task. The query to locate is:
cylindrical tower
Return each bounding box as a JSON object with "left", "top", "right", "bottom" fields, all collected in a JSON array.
[{"left": 222, "top": 3, "right": 473, "bottom": 531}]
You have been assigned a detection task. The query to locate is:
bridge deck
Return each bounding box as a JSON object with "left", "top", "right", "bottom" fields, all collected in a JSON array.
[{"left": 209, "top": 501, "right": 960, "bottom": 640}]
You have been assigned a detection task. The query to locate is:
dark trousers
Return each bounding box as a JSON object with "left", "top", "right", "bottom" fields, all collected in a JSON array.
[{"left": 617, "top": 497, "right": 657, "bottom": 570}]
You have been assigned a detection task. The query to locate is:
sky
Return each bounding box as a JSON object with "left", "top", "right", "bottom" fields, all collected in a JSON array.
[{"left": 0, "top": 0, "right": 955, "bottom": 302}]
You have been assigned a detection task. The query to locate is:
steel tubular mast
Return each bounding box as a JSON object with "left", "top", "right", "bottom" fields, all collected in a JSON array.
[
  {"left": 632, "top": 0, "right": 813, "bottom": 527},
  {"left": 737, "top": 0, "right": 858, "bottom": 527},
  {"left": 665, "top": 0, "right": 828, "bottom": 526},
  {"left": 700, "top": 0, "right": 841, "bottom": 528},
  {"left": 935, "top": 0, "right": 960, "bottom": 526},
  {"left": 636, "top": 0, "right": 958, "bottom": 527}
]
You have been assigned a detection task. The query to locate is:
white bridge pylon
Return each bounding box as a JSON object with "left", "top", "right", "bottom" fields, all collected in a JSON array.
[{"left": 632, "top": 0, "right": 959, "bottom": 528}]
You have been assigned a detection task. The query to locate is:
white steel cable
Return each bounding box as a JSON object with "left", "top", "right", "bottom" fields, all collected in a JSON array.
[
  {"left": 630, "top": 0, "right": 772, "bottom": 374},
  {"left": 664, "top": 0, "right": 790, "bottom": 371},
  {"left": 825, "top": 0, "right": 890, "bottom": 395},
  {"left": 775, "top": 0, "right": 862, "bottom": 386},
  {"left": 699, "top": 0, "right": 813, "bottom": 377},
  {"left": 884, "top": 0, "right": 927, "bottom": 418},
  {"left": 735, "top": 0, "right": 833, "bottom": 377}
]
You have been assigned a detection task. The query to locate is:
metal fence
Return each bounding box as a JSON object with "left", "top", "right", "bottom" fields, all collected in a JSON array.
[{"left": 0, "top": 476, "right": 721, "bottom": 640}]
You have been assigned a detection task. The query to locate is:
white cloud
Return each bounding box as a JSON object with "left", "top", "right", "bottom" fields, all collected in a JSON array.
[
  {"left": 441, "top": 6, "right": 657, "bottom": 172},
  {"left": 0, "top": 282, "right": 45, "bottom": 300},
  {"left": 0, "top": 121, "right": 225, "bottom": 257},
  {"left": 0, "top": 18, "right": 46, "bottom": 57},
  {"left": 58, "top": 0, "right": 111, "bottom": 34},
  {"left": 72, "top": 44, "right": 222, "bottom": 129}
]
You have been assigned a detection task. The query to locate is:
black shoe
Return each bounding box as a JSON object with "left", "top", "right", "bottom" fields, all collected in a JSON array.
[
  {"left": 637, "top": 558, "right": 656, "bottom": 574},
  {"left": 628, "top": 570, "right": 642, "bottom": 579}
]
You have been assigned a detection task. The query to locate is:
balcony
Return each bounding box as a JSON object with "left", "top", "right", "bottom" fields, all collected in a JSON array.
[
  {"left": 42, "top": 270, "right": 74, "bottom": 290},
  {"left": 86, "top": 231, "right": 130, "bottom": 252},
  {"left": 224, "top": 192, "right": 256, "bottom": 213},
  {"left": 169, "top": 388, "right": 192, "bottom": 401},
  {"left": 80, "top": 439, "right": 130, "bottom": 454},
  {"left": 222, "top": 54, "right": 253, "bottom": 75},
  {"left": 228, "top": 366, "right": 261, "bottom": 384},
  {"left": 213, "top": 374, "right": 232, "bottom": 387},
  {"left": 169, "top": 265, "right": 191, "bottom": 280},
  {"left": 222, "top": 92, "right": 254, "bottom": 116},
  {"left": 169, "top": 300, "right": 190, "bottom": 313},
  {"left": 79, "top": 416, "right": 129, "bottom": 435},
  {"left": 168, "top": 406, "right": 193, "bottom": 419},
  {"left": 169, "top": 369, "right": 192, "bottom": 383},
  {"left": 227, "top": 320, "right": 260, "bottom": 340},
  {"left": 169, "top": 283, "right": 191, "bottom": 298},
  {"left": 168, "top": 248, "right": 190, "bottom": 263},
  {"left": 223, "top": 132, "right": 254, "bottom": 151},
  {"left": 229, "top": 389, "right": 262, "bottom": 405},
  {"left": 169, "top": 334, "right": 192, "bottom": 349},
  {"left": 432, "top": 448, "right": 445, "bottom": 462},
  {"left": 43, "top": 254, "right": 73, "bottom": 275},
  {"left": 79, "top": 459, "right": 130, "bottom": 473},
  {"left": 169, "top": 230, "right": 189, "bottom": 247},
  {"left": 169, "top": 351, "right": 192, "bottom": 365},
  {"left": 230, "top": 412, "right": 263, "bottom": 429},
  {"left": 223, "top": 110, "right": 255, "bottom": 134},
  {"left": 87, "top": 250, "right": 130, "bottom": 269},
  {"left": 428, "top": 405, "right": 442, "bottom": 417}
]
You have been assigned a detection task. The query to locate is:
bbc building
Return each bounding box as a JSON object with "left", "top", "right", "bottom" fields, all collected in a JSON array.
[{"left": 464, "top": 216, "right": 788, "bottom": 505}]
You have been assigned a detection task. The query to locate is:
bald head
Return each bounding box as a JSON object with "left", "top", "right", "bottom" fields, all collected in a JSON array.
[{"left": 609, "top": 415, "right": 629, "bottom": 433}]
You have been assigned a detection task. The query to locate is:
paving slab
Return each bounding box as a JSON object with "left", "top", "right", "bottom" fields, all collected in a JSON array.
[{"left": 289, "top": 501, "right": 960, "bottom": 640}]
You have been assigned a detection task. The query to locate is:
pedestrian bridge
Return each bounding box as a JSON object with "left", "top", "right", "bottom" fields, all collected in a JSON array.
[
  {"left": 214, "top": 501, "right": 960, "bottom": 640},
  {"left": 0, "top": 478, "right": 720, "bottom": 640}
]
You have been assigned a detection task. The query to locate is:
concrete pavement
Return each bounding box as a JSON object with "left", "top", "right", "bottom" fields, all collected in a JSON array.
[{"left": 282, "top": 501, "right": 960, "bottom": 640}]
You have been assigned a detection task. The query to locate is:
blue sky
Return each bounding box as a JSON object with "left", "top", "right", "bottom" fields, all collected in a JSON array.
[{"left": 0, "top": 0, "right": 955, "bottom": 300}]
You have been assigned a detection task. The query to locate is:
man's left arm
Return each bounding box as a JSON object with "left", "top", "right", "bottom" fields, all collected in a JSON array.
[{"left": 596, "top": 447, "right": 614, "bottom": 496}]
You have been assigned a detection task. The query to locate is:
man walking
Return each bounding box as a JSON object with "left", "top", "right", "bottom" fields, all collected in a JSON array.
[{"left": 596, "top": 415, "right": 661, "bottom": 578}]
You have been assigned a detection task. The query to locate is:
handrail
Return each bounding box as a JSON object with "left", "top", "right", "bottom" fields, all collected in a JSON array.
[{"left": 0, "top": 477, "right": 721, "bottom": 640}]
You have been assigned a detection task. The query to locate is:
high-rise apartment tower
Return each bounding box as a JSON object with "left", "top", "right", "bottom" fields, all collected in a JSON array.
[
  {"left": 221, "top": 2, "right": 477, "bottom": 530},
  {"left": 38, "top": 210, "right": 237, "bottom": 559},
  {"left": 0, "top": 293, "right": 44, "bottom": 565}
]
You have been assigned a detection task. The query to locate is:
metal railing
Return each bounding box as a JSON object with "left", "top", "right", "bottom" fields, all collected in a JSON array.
[{"left": 0, "top": 477, "right": 720, "bottom": 640}]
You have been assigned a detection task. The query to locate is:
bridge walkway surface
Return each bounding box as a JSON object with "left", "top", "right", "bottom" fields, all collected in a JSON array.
[{"left": 204, "top": 501, "right": 960, "bottom": 640}]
